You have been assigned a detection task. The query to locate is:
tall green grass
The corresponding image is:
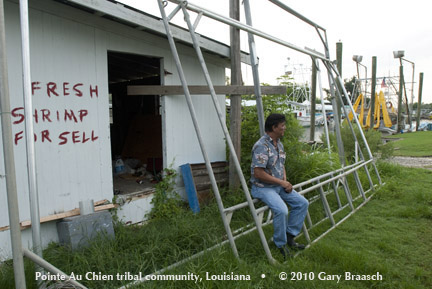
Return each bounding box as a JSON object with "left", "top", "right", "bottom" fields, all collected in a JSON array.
[
  {"left": 325, "top": 122, "right": 395, "bottom": 162},
  {"left": 1, "top": 162, "right": 431, "bottom": 288},
  {"left": 385, "top": 131, "right": 432, "bottom": 156}
]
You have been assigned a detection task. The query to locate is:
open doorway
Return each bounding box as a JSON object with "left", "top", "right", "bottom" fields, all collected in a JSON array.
[{"left": 108, "top": 51, "right": 163, "bottom": 196}]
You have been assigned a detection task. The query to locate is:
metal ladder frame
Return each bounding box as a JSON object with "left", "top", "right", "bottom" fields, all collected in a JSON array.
[
  {"left": 157, "top": 0, "right": 383, "bottom": 264},
  {"left": 158, "top": 0, "right": 276, "bottom": 264}
]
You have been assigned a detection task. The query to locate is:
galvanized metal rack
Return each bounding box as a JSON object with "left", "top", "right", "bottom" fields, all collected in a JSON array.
[{"left": 157, "top": 0, "right": 383, "bottom": 265}]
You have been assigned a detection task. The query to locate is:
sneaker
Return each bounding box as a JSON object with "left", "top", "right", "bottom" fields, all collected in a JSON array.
[
  {"left": 286, "top": 234, "right": 306, "bottom": 250},
  {"left": 278, "top": 245, "right": 291, "bottom": 260}
]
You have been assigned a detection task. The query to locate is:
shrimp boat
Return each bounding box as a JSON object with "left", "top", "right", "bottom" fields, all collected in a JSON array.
[
  {"left": 290, "top": 100, "right": 333, "bottom": 127},
  {"left": 283, "top": 61, "right": 333, "bottom": 127}
]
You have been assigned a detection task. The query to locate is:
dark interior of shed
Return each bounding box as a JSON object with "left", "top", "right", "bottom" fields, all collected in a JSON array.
[{"left": 107, "top": 51, "right": 163, "bottom": 195}]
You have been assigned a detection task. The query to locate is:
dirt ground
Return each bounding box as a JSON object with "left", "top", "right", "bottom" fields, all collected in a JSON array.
[{"left": 387, "top": 156, "right": 432, "bottom": 170}]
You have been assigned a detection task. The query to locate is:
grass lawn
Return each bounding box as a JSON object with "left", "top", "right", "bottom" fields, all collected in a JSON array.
[
  {"left": 385, "top": 131, "right": 432, "bottom": 156},
  {"left": 1, "top": 162, "right": 431, "bottom": 289}
]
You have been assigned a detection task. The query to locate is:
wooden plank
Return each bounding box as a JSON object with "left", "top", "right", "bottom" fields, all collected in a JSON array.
[
  {"left": 181, "top": 162, "right": 229, "bottom": 205},
  {"left": 19, "top": 209, "right": 80, "bottom": 228},
  {"left": 94, "top": 199, "right": 109, "bottom": 206},
  {"left": 230, "top": 0, "right": 242, "bottom": 189},
  {"left": 127, "top": 85, "right": 286, "bottom": 96},
  {"left": 191, "top": 162, "right": 228, "bottom": 177},
  {"left": 195, "top": 173, "right": 228, "bottom": 182},
  {"left": 190, "top": 161, "right": 227, "bottom": 170},
  {"left": 0, "top": 202, "right": 116, "bottom": 232},
  {"left": 192, "top": 166, "right": 227, "bottom": 176},
  {"left": 195, "top": 178, "right": 229, "bottom": 191},
  {"left": 94, "top": 204, "right": 117, "bottom": 212}
]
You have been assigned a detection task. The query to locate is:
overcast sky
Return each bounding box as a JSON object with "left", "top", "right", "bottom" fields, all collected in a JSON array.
[{"left": 118, "top": 0, "right": 431, "bottom": 104}]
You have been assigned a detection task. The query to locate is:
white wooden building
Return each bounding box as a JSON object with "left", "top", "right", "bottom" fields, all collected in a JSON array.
[{"left": 0, "top": 0, "right": 244, "bottom": 261}]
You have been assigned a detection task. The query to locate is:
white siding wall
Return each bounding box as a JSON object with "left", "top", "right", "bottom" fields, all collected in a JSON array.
[
  {"left": 164, "top": 55, "right": 227, "bottom": 168},
  {"left": 0, "top": 0, "right": 226, "bottom": 260},
  {"left": 2, "top": 1, "right": 112, "bottom": 224}
]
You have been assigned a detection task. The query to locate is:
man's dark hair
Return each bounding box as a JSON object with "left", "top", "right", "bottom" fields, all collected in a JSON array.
[{"left": 265, "top": 113, "right": 286, "bottom": 132}]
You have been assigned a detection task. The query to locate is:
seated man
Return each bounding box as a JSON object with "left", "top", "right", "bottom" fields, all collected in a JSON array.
[{"left": 250, "top": 113, "right": 309, "bottom": 258}]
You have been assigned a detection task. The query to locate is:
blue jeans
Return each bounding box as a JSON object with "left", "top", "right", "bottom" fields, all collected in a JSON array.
[{"left": 251, "top": 185, "right": 309, "bottom": 248}]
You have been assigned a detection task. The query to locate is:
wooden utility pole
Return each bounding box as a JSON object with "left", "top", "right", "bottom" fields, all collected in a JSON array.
[
  {"left": 229, "top": 0, "right": 241, "bottom": 189},
  {"left": 336, "top": 42, "right": 343, "bottom": 76},
  {"left": 415, "top": 72, "right": 424, "bottom": 131},
  {"left": 369, "top": 56, "right": 377, "bottom": 129},
  {"left": 310, "top": 59, "right": 317, "bottom": 142}
]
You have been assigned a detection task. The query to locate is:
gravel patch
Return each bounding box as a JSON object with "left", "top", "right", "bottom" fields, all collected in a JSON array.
[{"left": 387, "top": 156, "right": 432, "bottom": 170}]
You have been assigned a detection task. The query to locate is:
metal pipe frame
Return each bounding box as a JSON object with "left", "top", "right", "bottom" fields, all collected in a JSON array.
[
  {"left": 223, "top": 160, "right": 373, "bottom": 243},
  {"left": 119, "top": 151, "right": 378, "bottom": 288},
  {"left": 354, "top": 61, "right": 368, "bottom": 98},
  {"left": 177, "top": 1, "right": 276, "bottom": 264},
  {"left": 327, "top": 69, "right": 374, "bottom": 194},
  {"left": 23, "top": 249, "right": 88, "bottom": 289},
  {"left": 267, "top": 0, "right": 326, "bottom": 31},
  {"left": 267, "top": 0, "right": 330, "bottom": 55},
  {"left": 1, "top": 1, "right": 385, "bottom": 288},
  {"left": 221, "top": 160, "right": 374, "bottom": 252},
  {"left": 314, "top": 59, "right": 331, "bottom": 153},
  {"left": 326, "top": 62, "right": 372, "bottom": 159},
  {"left": 118, "top": 211, "right": 274, "bottom": 289},
  {"left": 319, "top": 186, "right": 335, "bottom": 225},
  {"left": 19, "top": 0, "right": 43, "bottom": 258},
  {"left": 167, "top": 2, "right": 182, "bottom": 21},
  {"left": 307, "top": 183, "right": 344, "bottom": 205},
  {"left": 243, "top": 0, "right": 265, "bottom": 136},
  {"left": 166, "top": 0, "right": 329, "bottom": 61},
  {"left": 295, "top": 160, "right": 365, "bottom": 189},
  {"left": 314, "top": 59, "right": 345, "bottom": 207},
  {"left": 301, "top": 184, "right": 377, "bottom": 234},
  {"left": 157, "top": 0, "right": 240, "bottom": 260},
  {"left": 325, "top": 62, "right": 346, "bottom": 163},
  {"left": 324, "top": 63, "right": 372, "bottom": 192},
  {"left": 294, "top": 190, "right": 377, "bottom": 257},
  {"left": 119, "top": 163, "right": 376, "bottom": 288},
  {"left": 160, "top": 0, "right": 373, "bottom": 265},
  {"left": 351, "top": 78, "right": 359, "bottom": 103},
  {"left": 401, "top": 58, "right": 415, "bottom": 129},
  {"left": 158, "top": 0, "right": 383, "bottom": 268},
  {"left": 264, "top": 182, "right": 377, "bottom": 251},
  {"left": 314, "top": 59, "right": 344, "bottom": 206},
  {"left": 166, "top": 0, "right": 378, "bottom": 190},
  {"left": 321, "top": 59, "right": 357, "bottom": 210},
  {"left": 0, "top": 0, "right": 27, "bottom": 287},
  {"left": 327, "top": 62, "right": 382, "bottom": 184},
  {"left": 223, "top": 160, "right": 367, "bottom": 214},
  {"left": 296, "top": 160, "right": 371, "bottom": 196}
]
